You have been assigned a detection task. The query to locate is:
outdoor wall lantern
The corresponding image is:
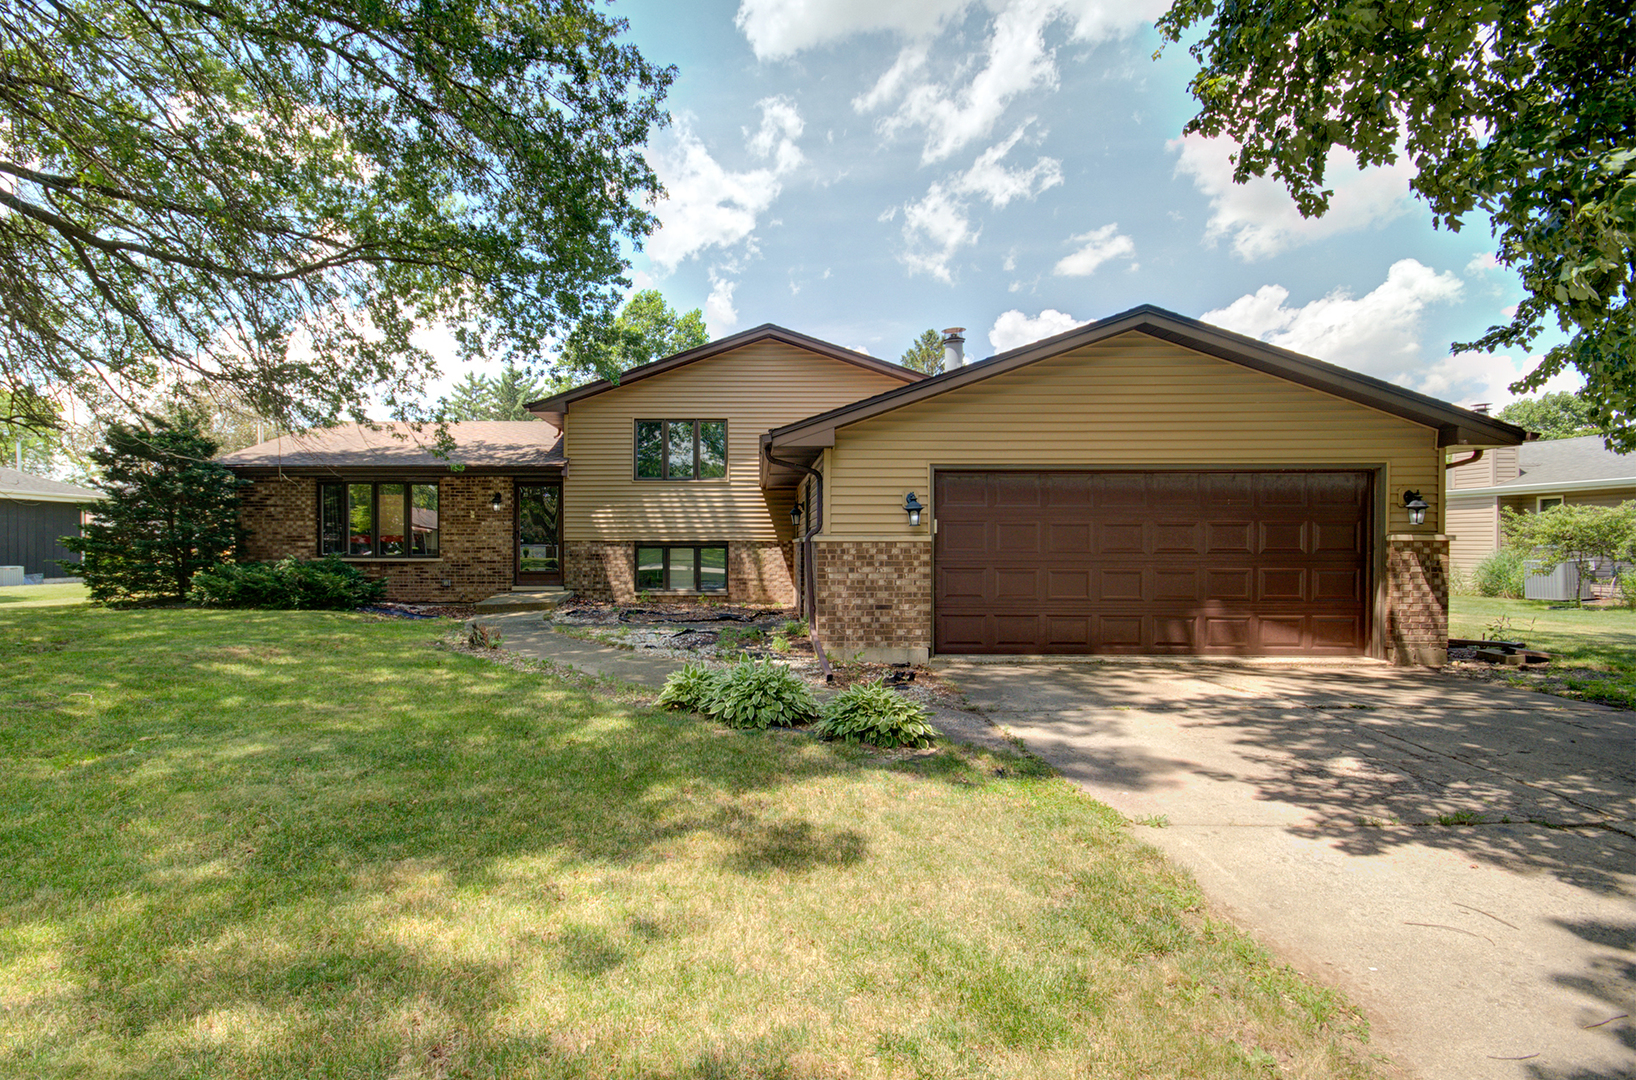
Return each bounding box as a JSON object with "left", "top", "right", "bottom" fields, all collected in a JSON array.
[
  {"left": 490, "top": 491, "right": 503, "bottom": 513},
  {"left": 1403, "top": 489, "right": 1429, "bottom": 527},
  {"left": 790, "top": 503, "right": 802, "bottom": 528},
  {"left": 903, "top": 491, "right": 925, "bottom": 527}
]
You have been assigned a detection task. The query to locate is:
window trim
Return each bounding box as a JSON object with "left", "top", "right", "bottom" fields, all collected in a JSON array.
[
  {"left": 1537, "top": 495, "right": 1565, "bottom": 512},
  {"left": 634, "top": 543, "right": 729, "bottom": 594},
  {"left": 318, "top": 480, "right": 441, "bottom": 559},
  {"left": 633, "top": 419, "right": 728, "bottom": 482}
]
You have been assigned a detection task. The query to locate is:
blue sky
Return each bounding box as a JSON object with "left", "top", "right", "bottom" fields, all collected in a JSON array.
[{"left": 447, "top": 0, "right": 1578, "bottom": 409}]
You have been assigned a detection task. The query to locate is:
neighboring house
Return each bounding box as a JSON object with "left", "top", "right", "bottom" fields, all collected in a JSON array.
[
  {"left": 0, "top": 468, "right": 102, "bottom": 577},
  {"left": 1447, "top": 434, "right": 1636, "bottom": 576},
  {"left": 223, "top": 306, "right": 1528, "bottom": 665}
]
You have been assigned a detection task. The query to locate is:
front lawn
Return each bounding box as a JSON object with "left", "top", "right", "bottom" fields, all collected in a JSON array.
[
  {"left": 0, "top": 606, "right": 1381, "bottom": 1078},
  {"left": 1450, "top": 595, "right": 1636, "bottom": 707},
  {"left": 0, "top": 581, "right": 87, "bottom": 607}
]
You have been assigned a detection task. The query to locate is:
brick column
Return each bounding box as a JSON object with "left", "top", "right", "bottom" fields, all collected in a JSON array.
[
  {"left": 1386, "top": 533, "right": 1450, "bottom": 667},
  {"left": 812, "top": 540, "right": 932, "bottom": 663}
]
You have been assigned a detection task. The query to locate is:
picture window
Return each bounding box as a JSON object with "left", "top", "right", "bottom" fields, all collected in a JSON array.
[
  {"left": 320, "top": 482, "right": 439, "bottom": 558},
  {"left": 636, "top": 545, "right": 727, "bottom": 593},
  {"left": 635, "top": 420, "right": 726, "bottom": 480}
]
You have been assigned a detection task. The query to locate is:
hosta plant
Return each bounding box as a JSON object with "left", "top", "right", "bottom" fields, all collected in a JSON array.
[
  {"left": 816, "top": 679, "right": 941, "bottom": 749},
  {"left": 656, "top": 662, "right": 722, "bottom": 713},
  {"left": 704, "top": 659, "right": 818, "bottom": 730}
]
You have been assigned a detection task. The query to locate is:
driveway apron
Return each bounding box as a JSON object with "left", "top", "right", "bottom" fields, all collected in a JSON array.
[{"left": 937, "top": 660, "right": 1636, "bottom": 1080}]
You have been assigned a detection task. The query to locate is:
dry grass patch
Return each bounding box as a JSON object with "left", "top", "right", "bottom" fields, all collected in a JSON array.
[{"left": 0, "top": 607, "right": 1386, "bottom": 1078}]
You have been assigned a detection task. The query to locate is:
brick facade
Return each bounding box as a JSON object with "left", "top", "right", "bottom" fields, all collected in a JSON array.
[
  {"left": 1385, "top": 533, "right": 1450, "bottom": 667},
  {"left": 812, "top": 540, "right": 932, "bottom": 663},
  {"left": 564, "top": 540, "right": 796, "bottom": 606},
  {"left": 238, "top": 474, "right": 524, "bottom": 602}
]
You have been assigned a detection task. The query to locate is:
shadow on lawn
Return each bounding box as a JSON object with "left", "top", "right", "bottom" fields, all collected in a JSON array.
[{"left": 0, "top": 607, "right": 907, "bottom": 1076}]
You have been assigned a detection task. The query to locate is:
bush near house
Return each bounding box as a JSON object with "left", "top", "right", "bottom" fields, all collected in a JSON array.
[
  {"left": 816, "top": 678, "right": 941, "bottom": 749},
  {"left": 188, "top": 556, "right": 387, "bottom": 610},
  {"left": 1472, "top": 545, "right": 1529, "bottom": 598}
]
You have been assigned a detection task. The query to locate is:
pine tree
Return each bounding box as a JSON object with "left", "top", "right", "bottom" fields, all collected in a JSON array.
[
  {"left": 438, "top": 365, "right": 551, "bottom": 421},
  {"left": 899, "top": 329, "right": 944, "bottom": 375},
  {"left": 60, "top": 415, "right": 243, "bottom": 603}
]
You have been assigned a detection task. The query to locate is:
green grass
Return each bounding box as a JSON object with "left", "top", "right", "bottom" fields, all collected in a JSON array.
[
  {"left": 0, "top": 581, "right": 87, "bottom": 607},
  {"left": 0, "top": 606, "right": 1382, "bottom": 1078},
  {"left": 1450, "top": 595, "right": 1636, "bottom": 707}
]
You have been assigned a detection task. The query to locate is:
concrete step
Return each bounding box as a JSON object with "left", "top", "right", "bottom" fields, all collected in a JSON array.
[{"left": 475, "top": 589, "right": 576, "bottom": 613}]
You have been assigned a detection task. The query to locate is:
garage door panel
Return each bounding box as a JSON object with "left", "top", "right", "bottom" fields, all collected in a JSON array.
[
  {"left": 995, "top": 522, "right": 1041, "bottom": 555},
  {"left": 1046, "top": 569, "right": 1091, "bottom": 601},
  {"left": 1100, "top": 568, "right": 1145, "bottom": 601},
  {"left": 994, "top": 568, "right": 1040, "bottom": 600},
  {"left": 1099, "top": 522, "right": 1145, "bottom": 553},
  {"left": 1154, "top": 522, "right": 1203, "bottom": 553},
  {"left": 1047, "top": 523, "right": 1090, "bottom": 553},
  {"left": 935, "top": 470, "right": 1370, "bottom": 656}
]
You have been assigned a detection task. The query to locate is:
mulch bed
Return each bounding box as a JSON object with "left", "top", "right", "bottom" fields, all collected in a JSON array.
[{"left": 361, "top": 601, "right": 480, "bottom": 621}]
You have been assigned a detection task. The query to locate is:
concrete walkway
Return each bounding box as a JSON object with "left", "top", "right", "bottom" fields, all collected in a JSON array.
[{"left": 936, "top": 659, "right": 1636, "bottom": 1080}]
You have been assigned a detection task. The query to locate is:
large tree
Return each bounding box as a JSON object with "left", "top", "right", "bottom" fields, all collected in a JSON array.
[
  {"left": 1156, "top": 1, "right": 1636, "bottom": 445},
  {"left": 0, "top": 0, "right": 672, "bottom": 432},
  {"left": 556, "top": 290, "right": 708, "bottom": 381},
  {"left": 899, "top": 329, "right": 944, "bottom": 375},
  {"left": 60, "top": 414, "right": 243, "bottom": 603},
  {"left": 1495, "top": 391, "right": 1600, "bottom": 441},
  {"left": 439, "top": 365, "right": 551, "bottom": 421}
]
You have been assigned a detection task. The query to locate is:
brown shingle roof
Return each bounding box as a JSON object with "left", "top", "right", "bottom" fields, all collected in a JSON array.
[{"left": 219, "top": 421, "right": 563, "bottom": 470}]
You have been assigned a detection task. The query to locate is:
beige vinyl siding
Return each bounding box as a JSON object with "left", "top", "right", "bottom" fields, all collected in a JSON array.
[
  {"left": 1493, "top": 445, "right": 1520, "bottom": 483},
  {"left": 563, "top": 342, "right": 907, "bottom": 541},
  {"left": 1447, "top": 497, "right": 1500, "bottom": 574},
  {"left": 1448, "top": 452, "right": 1498, "bottom": 489},
  {"left": 1502, "top": 488, "right": 1636, "bottom": 515},
  {"left": 822, "top": 332, "right": 1441, "bottom": 535}
]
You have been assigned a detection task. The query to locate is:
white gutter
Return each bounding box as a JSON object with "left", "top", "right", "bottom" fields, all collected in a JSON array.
[{"left": 1447, "top": 476, "right": 1636, "bottom": 498}]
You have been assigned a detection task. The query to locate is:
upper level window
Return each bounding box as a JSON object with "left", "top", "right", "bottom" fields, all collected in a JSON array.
[
  {"left": 320, "top": 481, "right": 439, "bottom": 558},
  {"left": 636, "top": 420, "right": 726, "bottom": 481},
  {"left": 1537, "top": 496, "right": 1564, "bottom": 512}
]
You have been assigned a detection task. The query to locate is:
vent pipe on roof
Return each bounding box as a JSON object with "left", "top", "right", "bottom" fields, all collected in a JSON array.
[
  {"left": 941, "top": 327, "right": 966, "bottom": 370},
  {"left": 1469, "top": 402, "right": 1491, "bottom": 415}
]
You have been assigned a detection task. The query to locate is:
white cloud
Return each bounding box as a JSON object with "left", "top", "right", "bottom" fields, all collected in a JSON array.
[
  {"left": 736, "top": 0, "right": 969, "bottom": 60},
  {"left": 705, "top": 272, "right": 739, "bottom": 336},
  {"left": 895, "top": 125, "right": 1059, "bottom": 281},
  {"left": 989, "top": 307, "right": 1083, "bottom": 353},
  {"left": 1201, "top": 258, "right": 1463, "bottom": 380},
  {"left": 898, "top": 183, "right": 978, "bottom": 282},
  {"left": 956, "top": 121, "right": 1062, "bottom": 208},
  {"left": 1415, "top": 351, "right": 1583, "bottom": 408},
  {"left": 1052, "top": 223, "right": 1135, "bottom": 276},
  {"left": 644, "top": 99, "right": 805, "bottom": 273},
  {"left": 1464, "top": 251, "right": 1499, "bottom": 275},
  {"left": 849, "top": 0, "right": 1166, "bottom": 164},
  {"left": 1171, "top": 133, "right": 1416, "bottom": 261}
]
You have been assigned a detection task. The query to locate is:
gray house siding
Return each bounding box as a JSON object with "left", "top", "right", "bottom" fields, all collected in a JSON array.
[{"left": 0, "top": 500, "right": 85, "bottom": 576}]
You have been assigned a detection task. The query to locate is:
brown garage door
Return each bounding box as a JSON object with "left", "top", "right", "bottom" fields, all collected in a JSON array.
[{"left": 934, "top": 470, "right": 1371, "bottom": 655}]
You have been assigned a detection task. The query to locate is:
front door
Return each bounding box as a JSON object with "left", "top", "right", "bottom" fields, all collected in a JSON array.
[{"left": 516, "top": 482, "right": 562, "bottom": 587}]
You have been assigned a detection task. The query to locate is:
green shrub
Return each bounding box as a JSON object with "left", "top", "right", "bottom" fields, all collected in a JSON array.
[
  {"left": 1472, "top": 545, "right": 1528, "bottom": 598},
  {"left": 703, "top": 659, "right": 818, "bottom": 730},
  {"left": 656, "top": 662, "right": 722, "bottom": 713},
  {"left": 188, "top": 556, "right": 387, "bottom": 610},
  {"left": 816, "top": 679, "right": 941, "bottom": 749}
]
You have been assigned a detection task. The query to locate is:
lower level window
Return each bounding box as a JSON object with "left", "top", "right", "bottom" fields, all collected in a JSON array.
[
  {"left": 320, "top": 482, "right": 439, "bottom": 557},
  {"left": 636, "top": 544, "right": 727, "bottom": 593}
]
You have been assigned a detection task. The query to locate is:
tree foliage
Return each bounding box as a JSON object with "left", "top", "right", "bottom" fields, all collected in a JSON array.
[
  {"left": 1494, "top": 391, "right": 1600, "bottom": 440},
  {"left": 0, "top": 0, "right": 672, "bottom": 432},
  {"left": 439, "top": 365, "right": 551, "bottom": 422},
  {"left": 899, "top": 329, "right": 944, "bottom": 375},
  {"left": 556, "top": 290, "right": 709, "bottom": 380},
  {"left": 60, "top": 414, "right": 243, "bottom": 603},
  {"left": 1156, "top": 1, "right": 1636, "bottom": 445},
  {"left": 1503, "top": 501, "right": 1636, "bottom": 604}
]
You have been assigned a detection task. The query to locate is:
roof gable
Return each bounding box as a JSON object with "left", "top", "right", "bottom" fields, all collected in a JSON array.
[
  {"left": 767, "top": 305, "right": 1529, "bottom": 452},
  {"left": 528, "top": 324, "right": 925, "bottom": 425}
]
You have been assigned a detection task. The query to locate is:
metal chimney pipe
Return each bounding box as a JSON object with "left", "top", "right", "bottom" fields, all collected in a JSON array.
[{"left": 941, "top": 327, "right": 966, "bottom": 370}]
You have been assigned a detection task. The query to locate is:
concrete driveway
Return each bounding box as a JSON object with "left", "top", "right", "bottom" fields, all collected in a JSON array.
[{"left": 935, "top": 659, "right": 1636, "bottom": 1080}]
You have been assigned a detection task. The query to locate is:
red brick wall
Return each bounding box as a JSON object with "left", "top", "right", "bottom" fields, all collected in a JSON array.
[
  {"left": 812, "top": 540, "right": 932, "bottom": 662},
  {"left": 563, "top": 540, "right": 795, "bottom": 605},
  {"left": 1386, "top": 534, "right": 1449, "bottom": 666},
  {"left": 236, "top": 475, "right": 519, "bottom": 602}
]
